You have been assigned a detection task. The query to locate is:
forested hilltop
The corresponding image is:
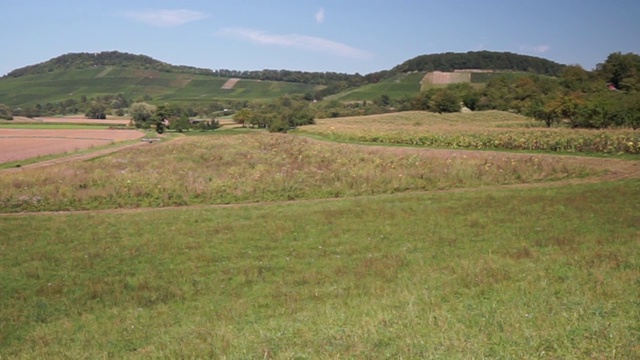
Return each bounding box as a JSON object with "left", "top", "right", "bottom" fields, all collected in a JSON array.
[
  {"left": 393, "top": 51, "right": 565, "bottom": 75},
  {"left": 3, "top": 51, "right": 363, "bottom": 88},
  {"left": 4, "top": 51, "right": 216, "bottom": 78}
]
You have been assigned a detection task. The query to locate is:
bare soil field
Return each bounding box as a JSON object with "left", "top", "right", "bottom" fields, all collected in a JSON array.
[
  {"left": 221, "top": 78, "right": 240, "bottom": 89},
  {"left": 0, "top": 128, "right": 145, "bottom": 163},
  {"left": 13, "top": 116, "right": 131, "bottom": 125}
]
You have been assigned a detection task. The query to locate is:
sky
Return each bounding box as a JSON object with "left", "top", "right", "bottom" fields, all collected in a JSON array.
[{"left": 1, "top": 0, "right": 639, "bottom": 76}]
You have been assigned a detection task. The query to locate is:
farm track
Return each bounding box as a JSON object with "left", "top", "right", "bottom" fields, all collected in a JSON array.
[{"left": 1, "top": 136, "right": 638, "bottom": 217}]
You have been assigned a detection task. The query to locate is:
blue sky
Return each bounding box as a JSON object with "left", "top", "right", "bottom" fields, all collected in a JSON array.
[{"left": 2, "top": 0, "right": 639, "bottom": 76}]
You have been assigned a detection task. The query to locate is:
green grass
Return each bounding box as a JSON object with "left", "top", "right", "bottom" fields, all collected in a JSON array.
[
  {"left": 328, "top": 72, "right": 427, "bottom": 102},
  {"left": 1, "top": 179, "right": 638, "bottom": 358},
  {"left": 1, "top": 114, "right": 638, "bottom": 357},
  {"left": 157, "top": 79, "right": 321, "bottom": 102}
]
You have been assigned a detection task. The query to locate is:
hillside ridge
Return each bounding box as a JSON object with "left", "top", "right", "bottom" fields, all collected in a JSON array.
[{"left": 4, "top": 51, "right": 215, "bottom": 78}]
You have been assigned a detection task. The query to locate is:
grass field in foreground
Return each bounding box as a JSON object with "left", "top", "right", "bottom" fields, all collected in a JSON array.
[{"left": 1, "top": 179, "right": 638, "bottom": 358}]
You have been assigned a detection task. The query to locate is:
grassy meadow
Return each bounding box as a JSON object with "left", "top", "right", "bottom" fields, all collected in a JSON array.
[
  {"left": 1, "top": 110, "right": 639, "bottom": 358},
  {"left": 328, "top": 72, "right": 426, "bottom": 102},
  {"left": 1, "top": 180, "right": 639, "bottom": 358},
  {"left": 0, "top": 133, "right": 599, "bottom": 213}
]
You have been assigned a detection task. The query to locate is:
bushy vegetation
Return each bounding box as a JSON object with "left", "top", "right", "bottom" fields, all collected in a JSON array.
[
  {"left": 233, "top": 96, "right": 315, "bottom": 132},
  {"left": 0, "top": 103, "right": 13, "bottom": 120}
]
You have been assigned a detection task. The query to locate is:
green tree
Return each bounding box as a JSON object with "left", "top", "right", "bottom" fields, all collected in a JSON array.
[
  {"left": 621, "top": 93, "right": 640, "bottom": 129},
  {"left": 597, "top": 52, "right": 640, "bottom": 91},
  {"left": 85, "top": 102, "right": 106, "bottom": 119},
  {"left": 574, "top": 93, "right": 616, "bottom": 129},
  {"left": 171, "top": 114, "right": 192, "bottom": 132},
  {"left": 0, "top": 104, "right": 13, "bottom": 120},
  {"left": 129, "top": 102, "right": 156, "bottom": 129},
  {"left": 560, "top": 65, "right": 592, "bottom": 91},
  {"left": 233, "top": 109, "right": 252, "bottom": 127},
  {"left": 527, "top": 98, "right": 559, "bottom": 128},
  {"left": 428, "top": 89, "right": 461, "bottom": 113}
]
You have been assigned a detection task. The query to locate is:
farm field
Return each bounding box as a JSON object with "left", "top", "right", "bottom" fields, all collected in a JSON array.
[
  {"left": 297, "top": 111, "right": 640, "bottom": 155},
  {"left": 0, "top": 128, "right": 145, "bottom": 164},
  {"left": 0, "top": 110, "right": 638, "bottom": 358},
  {"left": 32, "top": 116, "right": 131, "bottom": 125},
  {"left": 0, "top": 67, "right": 322, "bottom": 106},
  {"left": 329, "top": 72, "right": 426, "bottom": 102}
]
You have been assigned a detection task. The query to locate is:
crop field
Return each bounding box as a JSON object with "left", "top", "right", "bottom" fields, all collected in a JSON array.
[
  {"left": 297, "top": 111, "right": 640, "bottom": 155},
  {"left": 156, "top": 78, "right": 320, "bottom": 102},
  {"left": 330, "top": 72, "right": 426, "bottom": 102},
  {"left": 0, "top": 111, "right": 638, "bottom": 358},
  {"left": 7, "top": 116, "right": 131, "bottom": 126},
  {"left": 0, "top": 68, "right": 322, "bottom": 106},
  {"left": 0, "top": 128, "right": 145, "bottom": 164}
]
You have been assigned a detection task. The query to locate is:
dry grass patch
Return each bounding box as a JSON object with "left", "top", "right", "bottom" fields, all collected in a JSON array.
[
  {"left": 297, "top": 111, "right": 640, "bottom": 154},
  {"left": 0, "top": 133, "right": 602, "bottom": 212}
]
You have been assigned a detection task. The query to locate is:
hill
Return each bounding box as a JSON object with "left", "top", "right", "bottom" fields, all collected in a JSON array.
[
  {"left": 0, "top": 50, "right": 569, "bottom": 108},
  {"left": 391, "top": 51, "right": 565, "bottom": 76},
  {"left": 4, "top": 51, "right": 215, "bottom": 78},
  {"left": 0, "top": 67, "right": 323, "bottom": 107}
]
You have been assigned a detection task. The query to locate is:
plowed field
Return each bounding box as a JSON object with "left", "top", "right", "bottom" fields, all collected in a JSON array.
[{"left": 0, "top": 129, "right": 145, "bottom": 163}]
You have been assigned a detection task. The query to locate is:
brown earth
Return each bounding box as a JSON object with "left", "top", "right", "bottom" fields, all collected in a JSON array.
[
  {"left": 29, "top": 116, "right": 131, "bottom": 125},
  {"left": 0, "top": 128, "right": 146, "bottom": 163},
  {"left": 221, "top": 78, "right": 240, "bottom": 90}
]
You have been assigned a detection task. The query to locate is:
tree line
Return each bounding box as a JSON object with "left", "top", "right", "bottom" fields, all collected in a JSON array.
[
  {"left": 389, "top": 50, "right": 565, "bottom": 76},
  {"left": 319, "top": 51, "right": 640, "bottom": 129}
]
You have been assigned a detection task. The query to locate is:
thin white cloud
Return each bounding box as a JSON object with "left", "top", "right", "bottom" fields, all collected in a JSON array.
[
  {"left": 316, "top": 8, "right": 325, "bottom": 24},
  {"left": 520, "top": 44, "right": 551, "bottom": 54},
  {"left": 216, "top": 28, "right": 374, "bottom": 59},
  {"left": 124, "top": 9, "right": 208, "bottom": 27}
]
